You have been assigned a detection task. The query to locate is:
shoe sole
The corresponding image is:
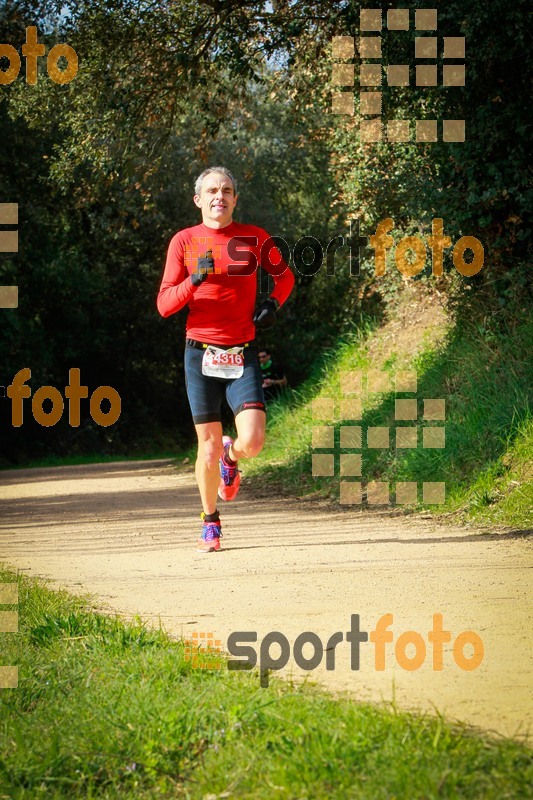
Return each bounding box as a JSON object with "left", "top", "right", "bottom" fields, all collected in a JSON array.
[
  {"left": 218, "top": 471, "right": 241, "bottom": 501},
  {"left": 197, "top": 540, "right": 221, "bottom": 553}
]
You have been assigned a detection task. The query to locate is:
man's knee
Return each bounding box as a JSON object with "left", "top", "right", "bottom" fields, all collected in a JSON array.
[
  {"left": 197, "top": 436, "right": 223, "bottom": 470},
  {"left": 238, "top": 429, "right": 265, "bottom": 458}
]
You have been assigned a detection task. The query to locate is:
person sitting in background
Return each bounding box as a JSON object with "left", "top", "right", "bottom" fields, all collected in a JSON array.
[{"left": 258, "top": 349, "right": 288, "bottom": 402}]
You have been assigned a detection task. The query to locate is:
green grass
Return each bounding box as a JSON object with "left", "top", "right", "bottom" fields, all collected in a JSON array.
[
  {"left": 0, "top": 567, "right": 531, "bottom": 799},
  {"left": 246, "top": 306, "right": 532, "bottom": 529}
]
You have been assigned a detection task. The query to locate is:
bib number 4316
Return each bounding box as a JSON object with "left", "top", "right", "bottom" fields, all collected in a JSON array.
[{"left": 201, "top": 346, "right": 245, "bottom": 379}]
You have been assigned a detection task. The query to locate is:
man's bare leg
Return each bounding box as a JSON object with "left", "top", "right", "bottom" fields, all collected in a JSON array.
[
  {"left": 226, "top": 408, "right": 266, "bottom": 462},
  {"left": 194, "top": 421, "right": 223, "bottom": 514}
]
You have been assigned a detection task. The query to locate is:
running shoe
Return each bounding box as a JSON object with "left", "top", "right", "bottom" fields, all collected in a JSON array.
[
  {"left": 218, "top": 435, "right": 241, "bottom": 501},
  {"left": 197, "top": 514, "right": 222, "bottom": 553}
]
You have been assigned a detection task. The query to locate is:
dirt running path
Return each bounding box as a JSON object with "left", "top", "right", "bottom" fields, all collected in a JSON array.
[{"left": 1, "top": 460, "right": 531, "bottom": 740}]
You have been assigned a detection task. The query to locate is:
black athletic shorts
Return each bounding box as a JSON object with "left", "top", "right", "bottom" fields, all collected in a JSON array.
[{"left": 184, "top": 340, "right": 266, "bottom": 425}]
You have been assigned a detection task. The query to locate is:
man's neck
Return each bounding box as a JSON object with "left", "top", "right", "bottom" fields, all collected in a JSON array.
[{"left": 201, "top": 218, "right": 234, "bottom": 230}]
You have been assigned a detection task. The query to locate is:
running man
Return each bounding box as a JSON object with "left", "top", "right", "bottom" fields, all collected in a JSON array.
[{"left": 157, "top": 167, "right": 294, "bottom": 552}]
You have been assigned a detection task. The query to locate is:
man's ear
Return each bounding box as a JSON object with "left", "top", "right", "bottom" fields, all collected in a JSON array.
[{"left": 193, "top": 194, "right": 202, "bottom": 208}]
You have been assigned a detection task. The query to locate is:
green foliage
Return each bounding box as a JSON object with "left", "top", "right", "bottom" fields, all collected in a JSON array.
[
  {"left": 1, "top": 0, "right": 529, "bottom": 465},
  {"left": 246, "top": 300, "right": 532, "bottom": 528},
  {"left": 328, "top": 0, "right": 530, "bottom": 307}
]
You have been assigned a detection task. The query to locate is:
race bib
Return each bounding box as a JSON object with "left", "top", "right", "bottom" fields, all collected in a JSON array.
[{"left": 202, "top": 346, "right": 245, "bottom": 379}]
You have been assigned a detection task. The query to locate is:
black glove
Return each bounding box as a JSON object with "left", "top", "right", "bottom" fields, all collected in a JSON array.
[
  {"left": 190, "top": 250, "right": 215, "bottom": 287},
  {"left": 253, "top": 298, "right": 279, "bottom": 330}
]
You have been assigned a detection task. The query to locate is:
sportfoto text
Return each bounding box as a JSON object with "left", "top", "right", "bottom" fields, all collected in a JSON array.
[
  {"left": 226, "top": 218, "right": 484, "bottom": 280},
  {"left": 0, "top": 27, "right": 78, "bottom": 85},
  {"left": 5, "top": 368, "right": 121, "bottom": 427},
  {"left": 227, "top": 613, "right": 484, "bottom": 687}
]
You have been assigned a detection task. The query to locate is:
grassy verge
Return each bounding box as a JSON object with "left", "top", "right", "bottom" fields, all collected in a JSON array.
[
  {"left": 0, "top": 567, "right": 531, "bottom": 799},
  {"left": 245, "top": 302, "right": 532, "bottom": 529}
]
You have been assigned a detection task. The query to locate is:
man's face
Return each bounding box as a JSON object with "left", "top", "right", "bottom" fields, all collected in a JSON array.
[{"left": 193, "top": 172, "right": 238, "bottom": 229}]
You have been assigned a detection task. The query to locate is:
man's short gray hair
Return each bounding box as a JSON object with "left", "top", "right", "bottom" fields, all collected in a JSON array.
[{"left": 194, "top": 167, "right": 238, "bottom": 197}]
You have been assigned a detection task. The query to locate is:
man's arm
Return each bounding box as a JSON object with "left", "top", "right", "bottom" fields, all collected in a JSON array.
[
  {"left": 259, "top": 233, "right": 295, "bottom": 308},
  {"left": 252, "top": 232, "right": 295, "bottom": 329},
  {"left": 157, "top": 233, "right": 200, "bottom": 318},
  {"left": 264, "top": 373, "right": 288, "bottom": 388}
]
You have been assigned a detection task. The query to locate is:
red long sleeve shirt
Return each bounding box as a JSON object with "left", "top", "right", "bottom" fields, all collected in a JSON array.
[{"left": 157, "top": 221, "right": 295, "bottom": 345}]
